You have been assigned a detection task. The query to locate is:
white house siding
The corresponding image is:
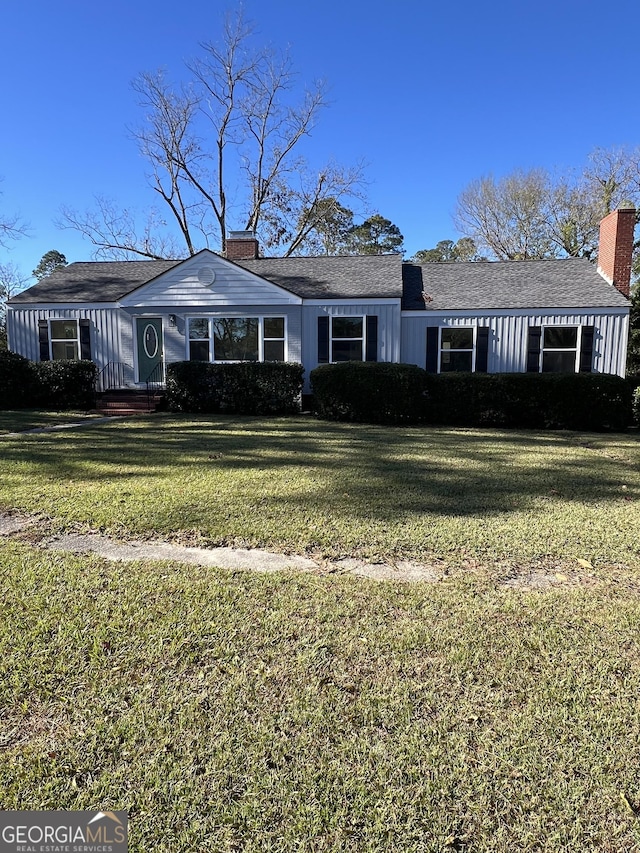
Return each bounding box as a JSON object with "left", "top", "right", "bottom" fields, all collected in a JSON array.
[
  {"left": 302, "top": 300, "right": 402, "bottom": 390},
  {"left": 7, "top": 306, "right": 122, "bottom": 372},
  {"left": 400, "top": 309, "right": 629, "bottom": 377},
  {"left": 120, "top": 253, "right": 301, "bottom": 308},
  {"left": 120, "top": 305, "right": 303, "bottom": 368}
]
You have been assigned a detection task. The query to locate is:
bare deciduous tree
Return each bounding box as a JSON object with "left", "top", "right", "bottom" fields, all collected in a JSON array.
[
  {"left": 60, "top": 9, "right": 366, "bottom": 259},
  {"left": 454, "top": 147, "right": 640, "bottom": 262},
  {"left": 1, "top": 180, "right": 28, "bottom": 249},
  {"left": 59, "top": 196, "right": 185, "bottom": 261},
  {"left": 455, "top": 170, "right": 554, "bottom": 260},
  {"left": 0, "top": 262, "right": 30, "bottom": 349}
]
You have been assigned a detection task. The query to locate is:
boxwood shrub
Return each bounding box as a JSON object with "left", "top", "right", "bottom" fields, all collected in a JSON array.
[
  {"left": 0, "top": 350, "right": 38, "bottom": 409},
  {"left": 310, "top": 362, "right": 428, "bottom": 423},
  {"left": 423, "top": 372, "right": 632, "bottom": 431},
  {"left": 32, "top": 360, "right": 98, "bottom": 410},
  {"left": 310, "top": 362, "right": 632, "bottom": 431},
  {"left": 0, "top": 354, "right": 98, "bottom": 410},
  {"left": 166, "top": 361, "right": 304, "bottom": 415}
]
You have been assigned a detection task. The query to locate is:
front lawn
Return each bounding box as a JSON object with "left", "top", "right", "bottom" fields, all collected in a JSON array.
[
  {"left": 0, "top": 409, "right": 102, "bottom": 434},
  {"left": 1, "top": 541, "right": 639, "bottom": 851},
  {"left": 0, "top": 414, "right": 638, "bottom": 571},
  {"left": 1, "top": 416, "right": 640, "bottom": 851}
]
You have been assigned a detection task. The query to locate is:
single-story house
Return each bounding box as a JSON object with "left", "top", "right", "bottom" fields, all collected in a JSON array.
[{"left": 7, "top": 208, "right": 634, "bottom": 391}]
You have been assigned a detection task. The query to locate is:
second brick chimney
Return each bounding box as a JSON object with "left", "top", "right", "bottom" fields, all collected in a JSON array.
[
  {"left": 597, "top": 205, "right": 636, "bottom": 298},
  {"left": 225, "top": 230, "right": 260, "bottom": 261}
]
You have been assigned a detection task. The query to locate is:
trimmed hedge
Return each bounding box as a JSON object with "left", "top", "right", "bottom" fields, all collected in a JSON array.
[
  {"left": 633, "top": 387, "right": 640, "bottom": 427},
  {"left": 423, "top": 372, "right": 632, "bottom": 431},
  {"left": 311, "top": 362, "right": 428, "bottom": 423},
  {"left": 311, "top": 362, "right": 633, "bottom": 431},
  {"left": 166, "top": 361, "right": 304, "bottom": 415},
  {"left": 32, "top": 360, "right": 98, "bottom": 410},
  {"left": 0, "top": 353, "right": 97, "bottom": 410},
  {"left": 0, "top": 350, "right": 38, "bottom": 409}
]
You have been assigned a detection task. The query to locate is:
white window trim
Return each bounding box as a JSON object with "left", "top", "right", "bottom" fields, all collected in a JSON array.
[
  {"left": 186, "top": 315, "right": 288, "bottom": 363},
  {"left": 438, "top": 326, "right": 475, "bottom": 373},
  {"left": 49, "top": 318, "right": 80, "bottom": 361},
  {"left": 540, "top": 325, "right": 580, "bottom": 373},
  {"left": 329, "top": 315, "right": 366, "bottom": 363}
]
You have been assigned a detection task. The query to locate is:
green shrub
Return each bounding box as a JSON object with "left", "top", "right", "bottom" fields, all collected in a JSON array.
[
  {"left": 0, "top": 350, "right": 38, "bottom": 409},
  {"left": 310, "top": 362, "right": 428, "bottom": 423},
  {"left": 166, "top": 362, "right": 304, "bottom": 415},
  {"left": 424, "top": 373, "right": 632, "bottom": 431},
  {"left": 32, "top": 360, "right": 98, "bottom": 410},
  {"left": 633, "top": 387, "right": 640, "bottom": 427},
  {"left": 310, "top": 364, "right": 632, "bottom": 431},
  {"left": 165, "top": 361, "right": 225, "bottom": 413}
]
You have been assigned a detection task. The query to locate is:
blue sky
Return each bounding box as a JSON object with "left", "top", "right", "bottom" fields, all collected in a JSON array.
[{"left": 2, "top": 0, "right": 639, "bottom": 281}]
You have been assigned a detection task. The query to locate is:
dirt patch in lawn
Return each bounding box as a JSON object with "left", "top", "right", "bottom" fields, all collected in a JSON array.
[
  {"left": 0, "top": 510, "right": 440, "bottom": 582},
  {"left": 1, "top": 510, "right": 638, "bottom": 590}
]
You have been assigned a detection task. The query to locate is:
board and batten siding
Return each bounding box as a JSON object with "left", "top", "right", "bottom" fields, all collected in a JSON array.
[
  {"left": 120, "top": 305, "right": 303, "bottom": 366},
  {"left": 302, "top": 301, "right": 401, "bottom": 390},
  {"left": 400, "top": 310, "right": 629, "bottom": 377},
  {"left": 7, "top": 306, "right": 123, "bottom": 371},
  {"left": 120, "top": 254, "right": 301, "bottom": 308}
]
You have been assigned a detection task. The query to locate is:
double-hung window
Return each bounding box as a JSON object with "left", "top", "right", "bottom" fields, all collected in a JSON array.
[
  {"left": 188, "top": 318, "right": 211, "bottom": 361},
  {"left": 439, "top": 327, "right": 474, "bottom": 372},
  {"left": 188, "top": 316, "right": 286, "bottom": 362},
  {"left": 541, "top": 327, "right": 578, "bottom": 372},
  {"left": 331, "top": 317, "right": 364, "bottom": 362},
  {"left": 50, "top": 320, "right": 80, "bottom": 360},
  {"left": 317, "top": 315, "right": 378, "bottom": 364}
]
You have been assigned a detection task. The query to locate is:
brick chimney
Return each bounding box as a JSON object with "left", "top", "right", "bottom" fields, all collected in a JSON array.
[
  {"left": 225, "top": 230, "right": 260, "bottom": 260},
  {"left": 597, "top": 205, "right": 636, "bottom": 298}
]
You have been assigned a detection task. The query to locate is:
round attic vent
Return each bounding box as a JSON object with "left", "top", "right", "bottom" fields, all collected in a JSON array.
[{"left": 198, "top": 266, "right": 216, "bottom": 286}]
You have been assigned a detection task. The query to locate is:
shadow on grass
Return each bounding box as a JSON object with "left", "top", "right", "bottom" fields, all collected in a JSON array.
[{"left": 0, "top": 414, "right": 636, "bottom": 522}]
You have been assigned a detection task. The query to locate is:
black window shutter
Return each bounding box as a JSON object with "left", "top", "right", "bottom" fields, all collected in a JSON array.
[
  {"left": 318, "top": 315, "right": 329, "bottom": 363},
  {"left": 476, "top": 326, "right": 490, "bottom": 373},
  {"left": 425, "top": 326, "right": 439, "bottom": 373},
  {"left": 38, "top": 320, "right": 50, "bottom": 361},
  {"left": 79, "top": 319, "right": 91, "bottom": 360},
  {"left": 526, "top": 326, "right": 542, "bottom": 373},
  {"left": 579, "top": 325, "right": 594, "bottom": 373},
  {"left": 365, "top": 315, "right": 378, "bottom": 362}
]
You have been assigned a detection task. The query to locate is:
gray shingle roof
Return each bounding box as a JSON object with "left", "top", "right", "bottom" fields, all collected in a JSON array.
[
  {"left": 9, "top": 252, "right": 629, "bottom": 311},
  {"left": 9, "top": 260, "right": 180, "bottom": 303},
  {"left": 402, "top": 257, "right": 630, "bottom": 311},
  {"left": 236, "top": 254, "right": 402, "bottom": 298},
  {"left": 9, "top": 253, "right": 402, "bottom": 303}
]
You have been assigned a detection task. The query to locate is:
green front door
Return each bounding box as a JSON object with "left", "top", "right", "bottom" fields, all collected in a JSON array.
[{"left": 136, "top": 318, "right": 163, "bottom": 382}]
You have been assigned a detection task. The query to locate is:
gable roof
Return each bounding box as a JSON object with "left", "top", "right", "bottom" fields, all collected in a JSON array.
[
  {"left": 9, "top": 260, "right": 180, "bottom": 303},
  {"left": 10, "top": 253, "right": 403, "bottom": 304},
  {"left": 402, "top": 257, "right": 631, "bottom": 311},
  {"left": 9, "top": 252, "right": 629, "bottom": 311}
]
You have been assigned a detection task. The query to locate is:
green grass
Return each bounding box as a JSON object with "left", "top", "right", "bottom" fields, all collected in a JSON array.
[
  {"left": 2, "top": 415, "right": 640, "bottom": 850},
  {"left": 1, "top": 541, "right": 639, "bottom": 851},
  {"left": 0, "top": 409, "right": 102, "bottom": 434},
  {"left": 0, "top": 414, "right": 638, "bottom": 570}
]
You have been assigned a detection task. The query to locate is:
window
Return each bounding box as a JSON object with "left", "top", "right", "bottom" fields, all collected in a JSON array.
[
  {"left": 440, "top": 327, "right": 473, "bottom": 372},
  {"left": 188, "top": 316, "right": 286, "bottom": 362},
  {"left": 213, "top": 318, "right": 258, "bottom": 361},
  {"left": 331, "top": 317, "right": 364, "bottom": 362},
  {"left": 188, "top": 318, "right": 210, "bottom": 361},
  {"left": 50, "top": 320, "right": 79, "bottom": 360},
  {"left": 541, "top": 327, "right": 578, "bottom": 373},
  {"left": 263, "top": 317, "right": 286, "bottom": 362},
  {"left": 317, "top": 315, "right": 378, "bottom": 364}
]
